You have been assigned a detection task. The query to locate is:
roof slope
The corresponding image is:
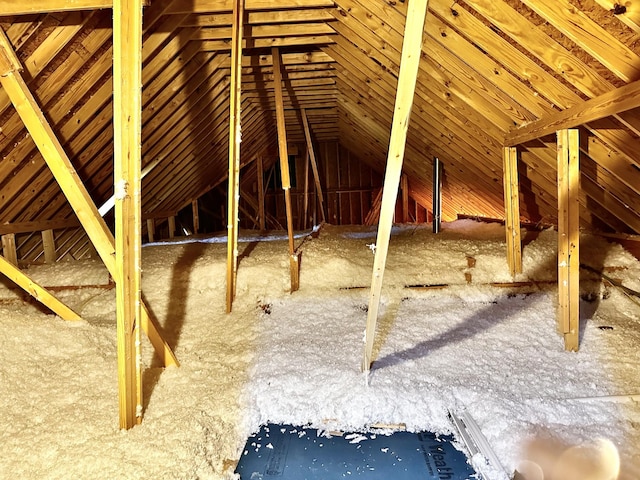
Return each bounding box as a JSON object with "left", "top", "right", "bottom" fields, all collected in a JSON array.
[{"left": 1, "top": 0, "right": 640, "bottom": 239}]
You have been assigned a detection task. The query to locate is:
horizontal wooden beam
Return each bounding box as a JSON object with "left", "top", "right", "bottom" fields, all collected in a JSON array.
[
  {"left": 198, "top": 35, "right": 335, "bottom": 51},
  {"left": 505, "top": 78, "right": 640, "bottom": 146},
  {"left": 0, "top": 218, "right": 80, "bottom": 235},
  {"left": 166, "top": 0, "right": 334, "bottom": 14},
  {"left": 0, "top": 0, "right": 148, "bottom": 14},
  {"left": 181, "top": 9, "right": 334, "bottom": 26}
]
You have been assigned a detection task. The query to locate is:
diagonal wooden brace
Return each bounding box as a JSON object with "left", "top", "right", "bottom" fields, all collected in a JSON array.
[
  {"left": 0, "top": 254, "right": 82, "bottom": 321},
  {"left": 0, "top": 28, "right": 178, "bottom": 367}
]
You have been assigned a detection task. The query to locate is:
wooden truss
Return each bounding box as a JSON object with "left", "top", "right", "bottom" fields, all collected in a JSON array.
[{"left": 0, "top": 5, "right": 177, "bottom": 428}]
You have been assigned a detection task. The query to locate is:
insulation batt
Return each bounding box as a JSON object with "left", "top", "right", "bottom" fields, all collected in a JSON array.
[{"left": 0, "top": 221, "right": 638, "bottom": 479}]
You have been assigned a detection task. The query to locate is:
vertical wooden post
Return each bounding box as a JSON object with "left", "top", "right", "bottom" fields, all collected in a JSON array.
[
  {"left": 1, "top": 234, "right": 18, "bottom": 266},
  {"left": 42, "top": 229, "right": 56, "bottom": 263},
  {"left": 272, "top": 47, "right": 299, "bottom": 292},
  {"left": 557, "top": 129, "right": 580, "bottom": 351},
  {"left": 503, "top": 146, "right": 522, "bottom": 277},
  {"left": 192, "top": 199, "right": 199, "bottom": 234},
  {"left": 146, "top": 218, "right": 155, "bottom": 243},
  {"left": 302, "top": 145, "right": 310, "bottom": 229},
  {"left": 257, "top": 156, "right": 266, "bottom": 231},
  {"left": 168, "top": 215, "right": 176, "bottom": 239},
  {"left": 301, "top": 108, "right": 326, "bottom": 224},
  {"left": 113, "top": 0, "right": 143, "bottom": 429},
  {"left": 226, "top": 0, "right": 244, "bottom": 312},
  {"left": 432, "top": 157, "right": 442, "bottom": 233},
  {"left": 363, "top": 0, "right": 429, "bottom": 373},
  {"left": 401, "top": 174, "right": 409, "bottom": 223}
]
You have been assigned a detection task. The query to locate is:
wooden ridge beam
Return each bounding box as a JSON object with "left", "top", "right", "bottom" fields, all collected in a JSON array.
[
  {"left": 226, "top": 0, "right": 244, "bottom": 313},
  {"left": 505, "top": 78, "right": 640, "bottom": 146},
  {"left": 0, "top": 254, "right": 81, "bottom": 321},
  {"left": 362, "top": 0, "right": 429, "bottom": 374},
  {"left": 0, "top": 28, "right": 179, "bottom": 371}
]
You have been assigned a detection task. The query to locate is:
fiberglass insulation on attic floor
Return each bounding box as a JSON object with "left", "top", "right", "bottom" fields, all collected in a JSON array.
[{"left": 0, "top": 220, "right": 639, "bottom": 479}]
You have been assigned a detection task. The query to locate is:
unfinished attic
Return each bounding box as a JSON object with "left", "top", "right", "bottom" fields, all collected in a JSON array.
[{"left": 1, "top": 0, "right": 640, "bottom": 478}]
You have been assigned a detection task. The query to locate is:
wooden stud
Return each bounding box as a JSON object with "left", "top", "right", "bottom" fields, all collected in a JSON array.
[
  {"left": 273, "top": 46, "right": 300, "bottom": 292},
  {"left": 113, "top": 0, "right": 144, "bottom": 429},
  {"left": 557, "top": 129, "right": 580, "bottom": 351},
  {"left": 42, "top": 229, "right": 57, "bottom": 264},
  {"left": 192, "top": 199, "right": 200, "bottom": 234},
  {"left": 0, "top": 28, "right": 178, "bottom": 370},
  {"left": 168, "top": 215, "right": 176, "bottom": 239},
  {"left": 432, "top": 157, "right": 442, "bottom": 234},
  {"left": 401, "top": 174, "right": 409, "bottom": 223},
  {"left": 146, "top": 218, "right": 155, "bottom": 243},
  {"left": 363, "top": 0, "right": 429, "bottom": 373},
  {"left": 0, "top": 254, "right": 82, "bottom": 321},
  {"left": 502, "top": 147, "right": 522, "bottom": 277},
  {"left": 302, "top": 146, "right": 310, "bottom": 229},
  {"left": 301, "top": 108, "right": 326, "bottom": 223},
  {"left": 225, "top": 0, "right": 244, "bottom": 313},
  {"left": 1, "top": 234, "right": 18, "bottom": 266},
  {"left": 257, "top": 156, "right": 266, "bottom": 231}
]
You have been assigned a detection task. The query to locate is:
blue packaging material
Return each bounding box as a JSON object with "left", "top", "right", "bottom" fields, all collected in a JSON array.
[{"left": 235, "top": 424, "right": 477, "bottom": 479}]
